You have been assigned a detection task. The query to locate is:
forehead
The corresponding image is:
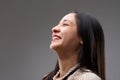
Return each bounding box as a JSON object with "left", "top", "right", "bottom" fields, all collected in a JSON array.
[{"left": 60, "top": 13, "right": 76, "bottom": 23}]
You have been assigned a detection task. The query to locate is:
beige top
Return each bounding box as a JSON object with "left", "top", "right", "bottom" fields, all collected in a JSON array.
[{"left": 53, "top": 65, "right": 101, "bottom": 80}]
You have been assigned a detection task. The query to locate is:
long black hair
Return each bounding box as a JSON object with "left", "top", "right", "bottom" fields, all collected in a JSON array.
[{"left": 42, "top": 11, "right": 106, "bottom": 80}]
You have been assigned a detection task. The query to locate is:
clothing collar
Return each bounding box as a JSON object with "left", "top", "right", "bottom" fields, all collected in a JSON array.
[{"left": 53, "top": 64, "right": 79, "bottom": 80}]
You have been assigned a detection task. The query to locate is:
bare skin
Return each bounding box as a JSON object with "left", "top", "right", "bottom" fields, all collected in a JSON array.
[{"left": 50, "top": 13, "right": 83, "bottom": 78}]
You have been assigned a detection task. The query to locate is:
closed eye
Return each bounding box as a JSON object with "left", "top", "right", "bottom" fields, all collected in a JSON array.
[{"left": 63, "top": 23, "right": 69, "bottom": 26}]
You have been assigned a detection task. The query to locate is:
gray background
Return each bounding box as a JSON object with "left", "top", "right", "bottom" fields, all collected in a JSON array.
[{"left": 0, "top": 0, "right": 120, "bottom": 80}]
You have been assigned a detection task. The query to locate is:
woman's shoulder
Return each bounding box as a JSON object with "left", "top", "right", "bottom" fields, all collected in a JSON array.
[
  {"left": 69, "top": 69, "right": 101, "bottom": 80},
  {"left": 79, "top": 71, "right": 101, "bottom": 80}
]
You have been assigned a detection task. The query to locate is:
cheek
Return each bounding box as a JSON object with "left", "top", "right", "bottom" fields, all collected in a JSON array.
[
  {"left": 62, "top": 29, "right": 78, "bottom": 41},
  {"left": 61, "top": 26, "right": 79, "bottom": 40},
  {"left": 61, "top": 29, "right": 72, "bottom": 38}
]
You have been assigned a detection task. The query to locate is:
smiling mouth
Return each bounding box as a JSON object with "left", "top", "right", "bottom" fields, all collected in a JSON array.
[{"left": 52, "top": 35, "right": 61, "bottom": 42}]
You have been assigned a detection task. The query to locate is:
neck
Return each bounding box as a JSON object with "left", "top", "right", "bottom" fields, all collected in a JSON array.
[{"left": 57, "top": 51, "right": 78, "bottom": 77}]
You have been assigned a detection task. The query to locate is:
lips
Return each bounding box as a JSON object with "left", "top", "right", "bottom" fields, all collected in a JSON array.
[{"left": 52, "top": 34, "right": 61, "bottom": 42}]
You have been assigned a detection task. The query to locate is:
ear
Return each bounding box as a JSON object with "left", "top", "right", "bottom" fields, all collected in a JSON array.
[
  {"left": 80, "top": 40, "right": 83, "bottom": 44},
  {"left": 79, "top": 38, "right": 83, "bottom": 45}
]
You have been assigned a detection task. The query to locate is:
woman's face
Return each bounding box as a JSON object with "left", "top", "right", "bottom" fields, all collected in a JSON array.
[{"left": 50, "top": 13, "right": 81, "bottom": 52}]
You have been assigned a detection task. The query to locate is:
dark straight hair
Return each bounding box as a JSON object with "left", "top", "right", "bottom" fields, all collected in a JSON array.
[
  {"left": 42, "top": 11, "right": 106, "bottom": 80},
  {"left": 74, "top": 11, "right": 106, "bottom": 80}
]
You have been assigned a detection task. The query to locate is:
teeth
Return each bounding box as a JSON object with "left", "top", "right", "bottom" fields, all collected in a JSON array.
[{"left": 53, "top": 36, "right": 60, "bottom": 41}]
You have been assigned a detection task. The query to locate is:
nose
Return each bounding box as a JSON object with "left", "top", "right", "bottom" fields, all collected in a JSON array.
[{"left": 52, "top": 25, "right": 60, "bottom": 33}]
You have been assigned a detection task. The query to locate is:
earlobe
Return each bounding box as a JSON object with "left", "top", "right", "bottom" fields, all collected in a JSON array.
[
  {"left": 79, "top": 37, "right": 83, "bottom": 45},
  {"left": 80, "top": 41, "right": 83, "bottom": 45}
]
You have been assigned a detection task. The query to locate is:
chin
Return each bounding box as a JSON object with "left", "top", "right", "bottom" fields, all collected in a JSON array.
[{"left": 50, "top": 43, "right": 61, "bottom": 50}]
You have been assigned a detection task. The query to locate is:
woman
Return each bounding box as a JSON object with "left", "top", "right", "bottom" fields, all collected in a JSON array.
[{"left": 43, "top": 11, "right": 106, "bottom": 80}]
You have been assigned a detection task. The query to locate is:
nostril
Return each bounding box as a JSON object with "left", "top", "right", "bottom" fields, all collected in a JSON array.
[
  {"left": 53, "top": 29, "right": 58, "bottom": 33},
  {"left": 52, "top": 26, "right": 60, "bottom": 33}
]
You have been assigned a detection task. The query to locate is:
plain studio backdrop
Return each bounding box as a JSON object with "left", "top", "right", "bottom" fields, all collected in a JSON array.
[{"left": 0, "top": 0, "right": 120, "bottom": 80}]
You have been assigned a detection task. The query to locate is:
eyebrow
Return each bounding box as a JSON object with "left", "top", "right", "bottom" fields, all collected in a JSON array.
[{"left": 63, "top": 19, "right": 73, "bottom": 24}]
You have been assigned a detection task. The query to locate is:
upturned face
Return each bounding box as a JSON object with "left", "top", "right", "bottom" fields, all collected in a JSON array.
[{"left": 50, "top": 13, "right": 81, "bottom": 52}]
